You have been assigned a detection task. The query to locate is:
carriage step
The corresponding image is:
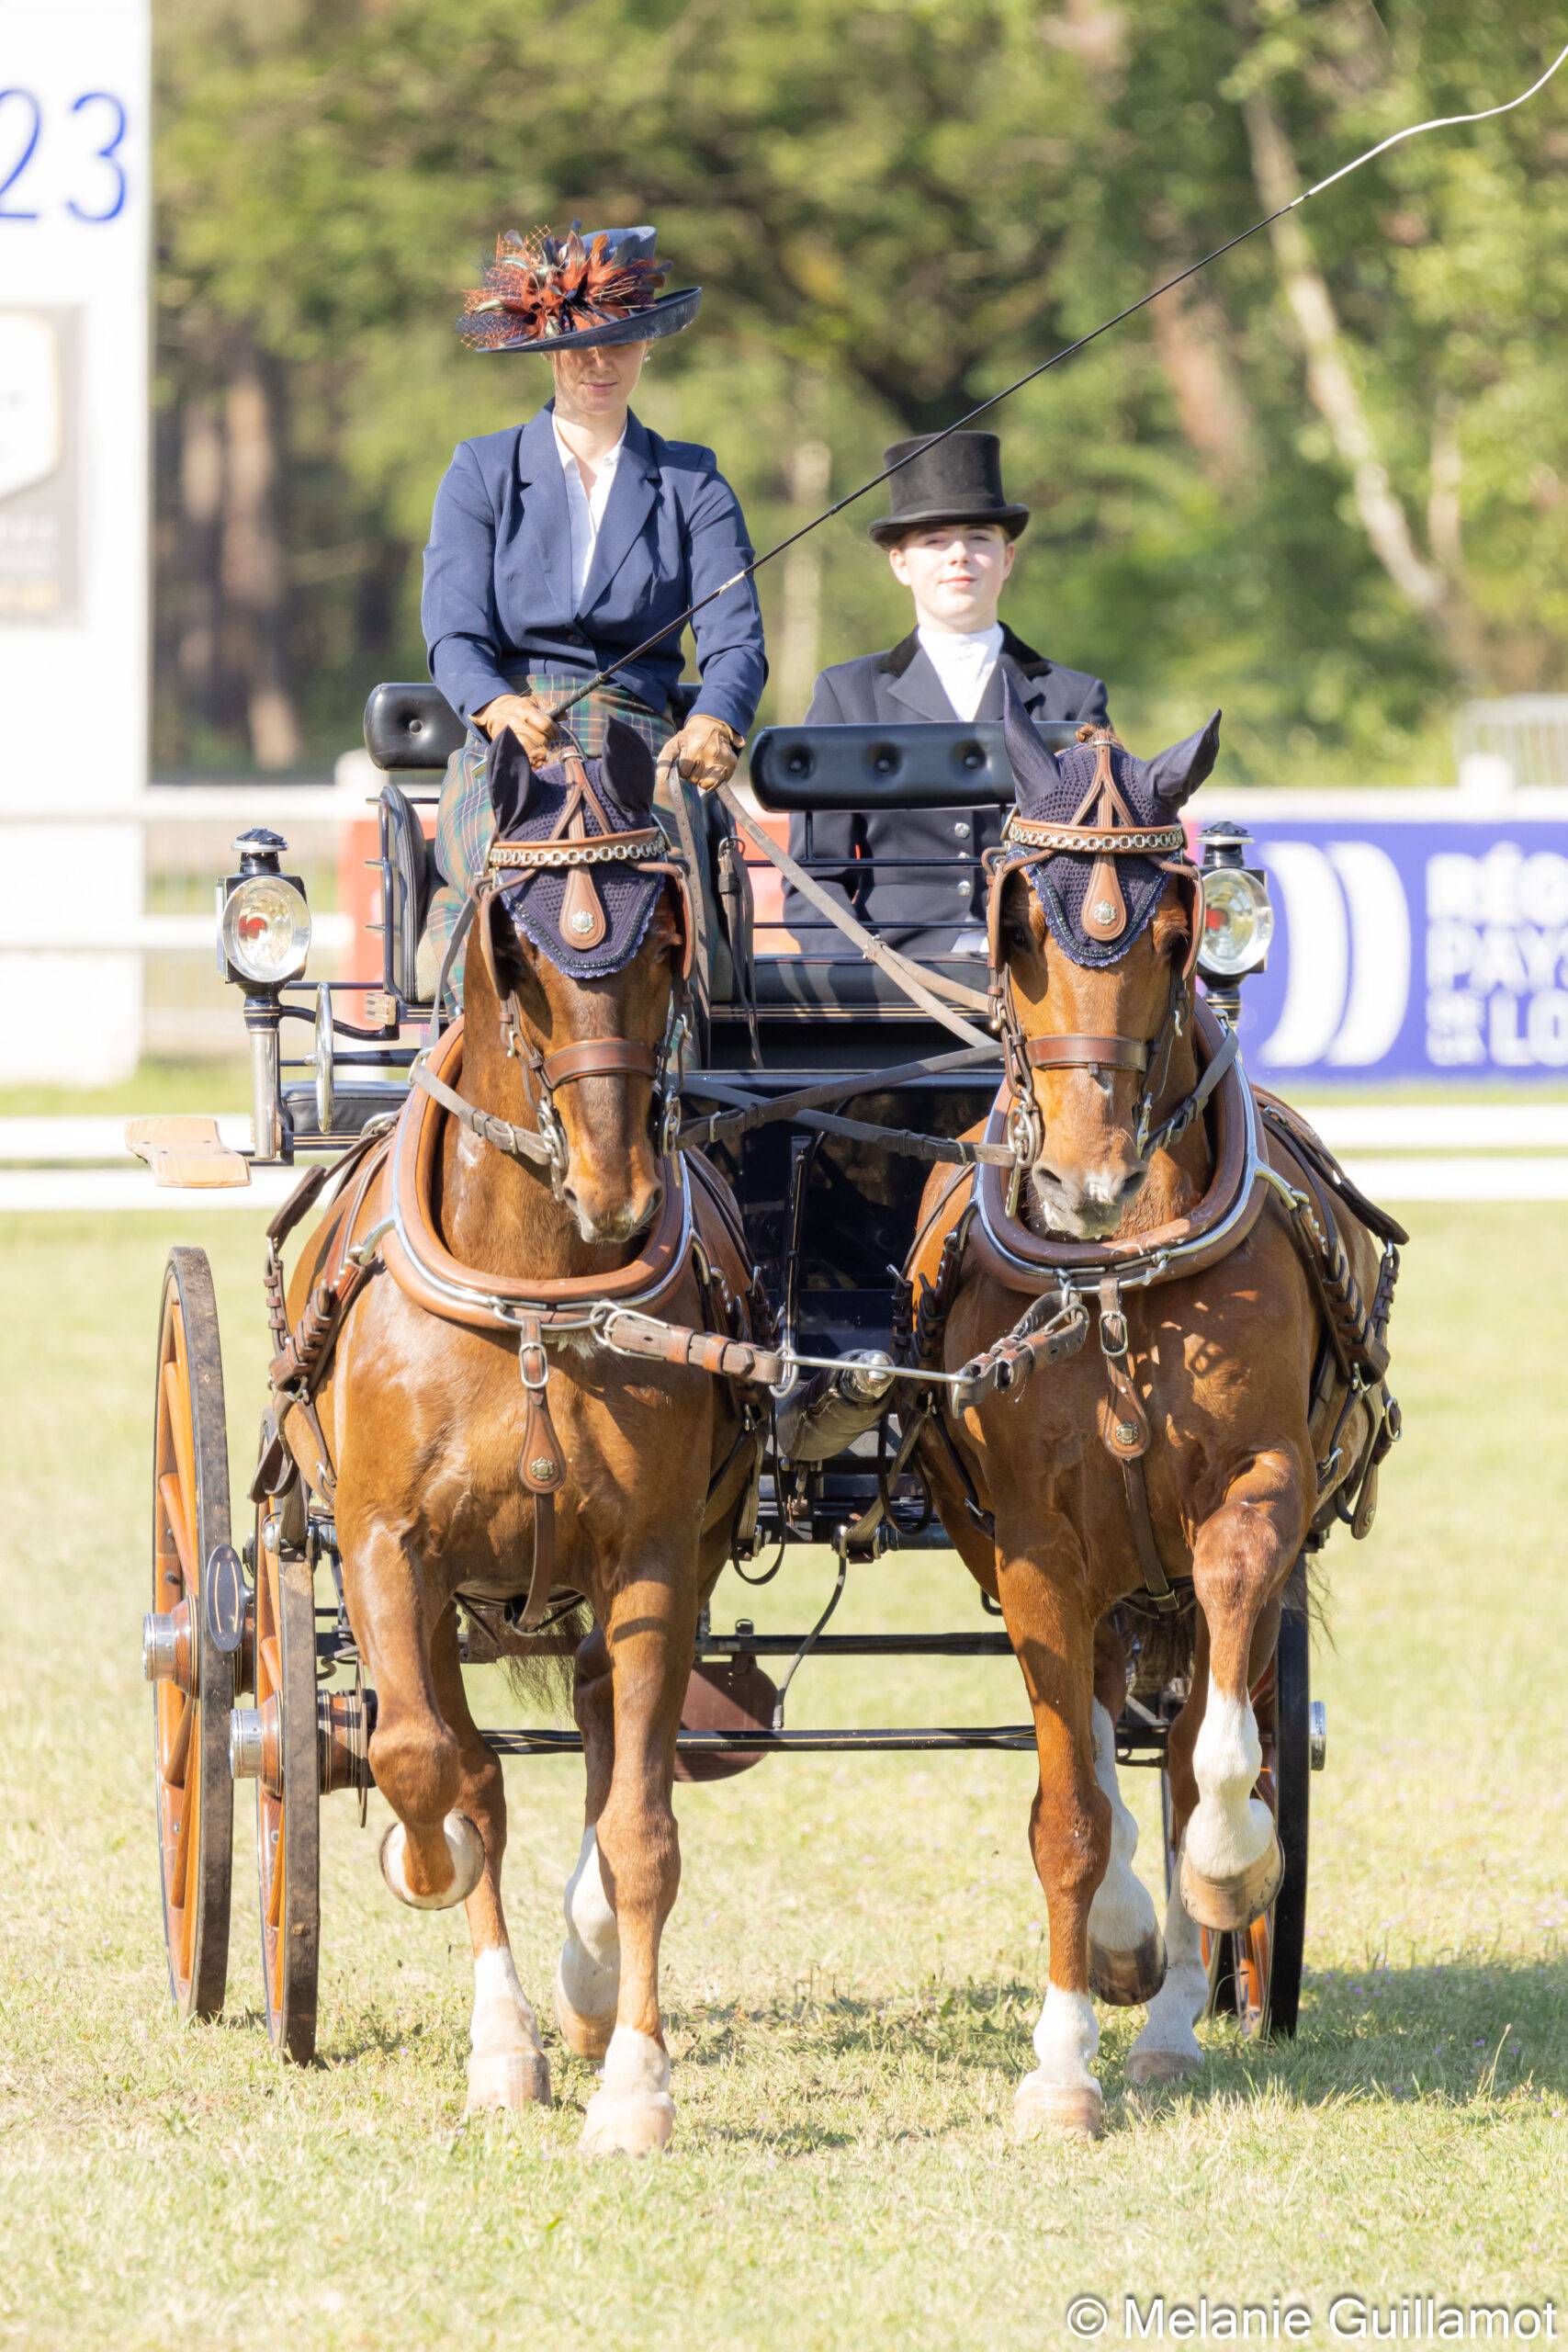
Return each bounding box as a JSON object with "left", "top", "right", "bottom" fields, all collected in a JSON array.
[{"left": 126, "top": 1116, "right": 251, "bottom": 1189}]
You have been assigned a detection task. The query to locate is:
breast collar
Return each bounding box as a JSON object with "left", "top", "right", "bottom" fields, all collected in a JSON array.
[{"left": 382, "top": 1019, "right": 695, "bottom": 1338}]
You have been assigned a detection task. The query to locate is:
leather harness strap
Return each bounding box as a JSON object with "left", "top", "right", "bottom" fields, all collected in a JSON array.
[
  {"left": 539, "top": 1037, "right": 660, "bottom": 1088},
  {"left": 1024, "top": 1034, "right": 1148, "bottom": 1072}
]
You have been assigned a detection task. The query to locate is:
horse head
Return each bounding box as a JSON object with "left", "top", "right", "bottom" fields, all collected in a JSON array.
[
  {"left": 990, "top": 681, "right": 1220, "bottom": 1240},
  {"left": 468, "top": 718, "right": 693, "bottom": 1246}
]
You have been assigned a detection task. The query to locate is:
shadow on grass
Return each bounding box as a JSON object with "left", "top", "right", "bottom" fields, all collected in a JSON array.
[
  {"left": 671, "top": 1953, "right": 1568, "bottom": 2114},
  {"left": 1110, "top": 1953, "right": 1568, "bottom": 2114},
  {"left": 672, "top": 1979, "right": 1053, "bottom": 2079}
]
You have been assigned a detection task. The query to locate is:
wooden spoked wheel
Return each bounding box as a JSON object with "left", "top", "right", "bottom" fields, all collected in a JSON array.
[
  {"left": 1161, "top": 1605, "right": 1311, "bottom": 2042},
  {"left": 251, "top": 1502, "right": 321, "bottom": 2064},
  {"left": 150, "top": 1248, "right": 235, "bottom": 2020}
]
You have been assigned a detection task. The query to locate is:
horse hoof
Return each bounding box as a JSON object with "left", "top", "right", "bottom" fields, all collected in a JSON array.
[
  {"left": 1013, "top": 2074, "right": 1104, "bottom": 2142},
  {"left": 581, "top": 2088, "right": 675, "bottom": 2159},
  {"left": 466, "top": 2047, "right": 552, "bottom": 2114},
  {"left": 1180, "top": 1834, "right": 1283, "bottom": 1932},
  {"left": 1089, "top": 1929, "right": 1167, "bottom": 2007},
  {"left": 1126, "top": 2046, "right": 1201, "bottom": 2088},
  {"left": 554, "top": 1966, "right": 616, "bottom": 2063},
  {"left": 378, "top": 1813, "right": 484, "bottom": 1911}
]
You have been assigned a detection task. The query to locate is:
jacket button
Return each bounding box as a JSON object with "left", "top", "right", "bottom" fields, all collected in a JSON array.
[
  {"left": 953, "top": 820, "right": 969, "bottom": 837},
  {"left": 954, "top": 879, "right": 968, "bottom": 895}
]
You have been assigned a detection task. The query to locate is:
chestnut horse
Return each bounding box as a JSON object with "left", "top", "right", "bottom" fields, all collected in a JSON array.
[
  {"left": 276, "top": 722, "right": 761, "bottom": 2154},
  {"left": 907, "top": 692, "right": 1398, "bottom": 2137}
]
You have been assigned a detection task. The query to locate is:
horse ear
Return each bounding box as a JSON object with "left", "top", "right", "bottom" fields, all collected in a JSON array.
[
  {"left": 1144, "top": 710, "right": 1222, "bottom": 810},
  {"left": 1000, "top": 672, "right": 1060, "bottom": 807},
  {"left": 601, "top": 716, "right": 658, "bottom": 816},
  {"left": 486, "top": 726, "right": 532, "bottom": 837}
]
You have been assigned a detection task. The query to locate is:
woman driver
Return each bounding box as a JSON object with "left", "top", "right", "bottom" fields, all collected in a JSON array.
[{"left": 420, "top": 222, "right": 765, "bottom": 978}]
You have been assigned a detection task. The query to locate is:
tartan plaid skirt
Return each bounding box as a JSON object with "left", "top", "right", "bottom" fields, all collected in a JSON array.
[{"left": 423, "top": 674, "right": 674, "bottom": 995}]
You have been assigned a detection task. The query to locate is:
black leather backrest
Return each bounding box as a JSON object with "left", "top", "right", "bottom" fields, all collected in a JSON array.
[
  {"left": 364, "top": 683, "right": 467, "bottom": 771},
  {"left": 378, "top": 783, "right": 435, "bottom": 1002},
  {"left": 363, "top": 680, "right": 705, "bottom": 767},
  {"left": 750, "top": 720, "right": 1078, "bottom": 812}
]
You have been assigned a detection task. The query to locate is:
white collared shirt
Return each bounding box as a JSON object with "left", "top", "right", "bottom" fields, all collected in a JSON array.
[
  {"left": 555, "top": 419, "right": 626, "bottom": 612},
  {"left": 916, "top": 620, "right": 1004, "bottom": 721}
]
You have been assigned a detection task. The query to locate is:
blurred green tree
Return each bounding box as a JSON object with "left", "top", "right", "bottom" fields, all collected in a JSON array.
[{"left": 151, "top": 0, "right": 1568, "bottom": 779}]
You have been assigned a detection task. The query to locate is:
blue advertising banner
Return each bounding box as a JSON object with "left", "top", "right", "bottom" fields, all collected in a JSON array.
[{"left": 1214, "top": 807, "right": 1568, "bottom": 1082}]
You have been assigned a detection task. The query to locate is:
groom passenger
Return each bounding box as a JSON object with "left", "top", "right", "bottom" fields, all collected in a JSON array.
[{"left": 784, "top": 431, "right": 1110, "bottom": 957}]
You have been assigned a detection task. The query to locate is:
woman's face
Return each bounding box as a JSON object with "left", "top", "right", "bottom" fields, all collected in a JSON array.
[{"left": 549, "top": 339, "right": 649, "bottom": 423}]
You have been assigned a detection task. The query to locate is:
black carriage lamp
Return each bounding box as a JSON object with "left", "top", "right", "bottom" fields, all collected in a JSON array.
[
  {"left": 1196, "top": 820, "right": 1273, "bottom": 1027},
  {"left": 218, "top": 829, "right": 312, "bottom": 1161}
]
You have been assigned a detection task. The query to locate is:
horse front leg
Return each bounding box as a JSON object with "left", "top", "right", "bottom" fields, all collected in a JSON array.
[
  {"left": 999, "top": 1541, "right": 1111, "bottom": 2140},
  {"left": 423, "top": 1610, "right": 551, "bottom": 2114},
  {"left": 578, "top": 1554, "right": 699, "bottom": 2158},
  {"left": 555, "top": 1625, "right": 621, "bottom": 2063},
  {"left": 1087, "top": 1622, "right": 1166, "bottom": 2007},
  {"left": 1180, "top": 1454, "right": 1304, "bottom": 1933},
  {"left": 343, "top": 1516, "right": 485, "bottom": 1909}
]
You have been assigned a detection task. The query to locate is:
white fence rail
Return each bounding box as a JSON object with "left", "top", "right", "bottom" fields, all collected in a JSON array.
[{"left": 0, "top": 762, "right": 382, "bottom": 1061}]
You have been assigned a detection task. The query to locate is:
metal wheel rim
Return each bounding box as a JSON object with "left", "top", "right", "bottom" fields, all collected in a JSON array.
[
  {"left": 254, "top": 1504, "right": 321, "bottom": 2064},
  {"left": 151, "top": 1249, "right": 235, "bottom": 2021}
]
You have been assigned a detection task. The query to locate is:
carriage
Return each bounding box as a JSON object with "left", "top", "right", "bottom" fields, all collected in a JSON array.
[{"left": 140, "top": 684, "right": 1338, "bottom": 2084}]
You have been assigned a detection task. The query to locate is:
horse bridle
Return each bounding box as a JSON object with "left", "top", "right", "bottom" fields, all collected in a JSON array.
[
  {"left": 415, "top": 759, "right": 696, "bottom": 1197},
  {"left": 984, "top": 725, "right": 1205, "bottom": 1204}
]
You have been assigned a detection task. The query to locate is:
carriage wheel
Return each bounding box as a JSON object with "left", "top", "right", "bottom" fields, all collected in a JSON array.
[
  {"left": 1161, "top": 1604, "right": 1312, "bottom": 2041},
  {"left": 247, "top": 1501, "right": 321, "bottom": 2064},
  {"left": 147, "top": 1248, "right": 235, "bottom": 2020}
]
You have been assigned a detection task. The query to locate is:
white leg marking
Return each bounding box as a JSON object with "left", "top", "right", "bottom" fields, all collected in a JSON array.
[
  {"left": 1086, "top": 1701, "right": 1159, "bottom": 1955},
  {"left": 581, "top": 2025, "right": 675, "bottom": 2157},
  {"left": 557, "top": 1826, "right": 620, "bottom": 2022},
  {"left": 466, "top": 1943, "right": 550, "bottom": 2111},
  {"left": 1183, "top": 1688, "right": 1272, "bottom": 1881},
  {"left": 1014, "top": 1983, "right": 1104, "bottom": 2136},
  {"left": 1030, "top": 1983, "right": 1100, "bottom": 2090},
  {"left": 1128, "top": 1871, "right": 1208, "bottom": 2083},
  {"left": 470, "top": 1945, "right": 543, "bottom": 2056}
]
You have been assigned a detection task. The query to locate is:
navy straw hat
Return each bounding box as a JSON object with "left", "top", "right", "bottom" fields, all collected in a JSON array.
[
  {"left": 869, "top": 431, "right": 1030, "bottom": 546},
  {"left": 458, "top": 222, "right": 701, "bottom": 355}
]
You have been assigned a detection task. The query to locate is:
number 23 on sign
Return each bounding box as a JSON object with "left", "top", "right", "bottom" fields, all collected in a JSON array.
[{"left": 0, "top": 88, "right": 130, "bottom": 224}]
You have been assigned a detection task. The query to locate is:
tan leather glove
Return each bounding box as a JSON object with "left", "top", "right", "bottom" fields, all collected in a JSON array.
[
  {"left": 473, "top": 691, "right": 562, "bottom": 769},
  {"left": 657, "top": 713, "right": 743, "bottom": 795}
]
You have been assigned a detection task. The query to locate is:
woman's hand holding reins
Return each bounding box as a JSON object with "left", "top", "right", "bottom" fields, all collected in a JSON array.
[
  {"left": 657, "top": 713, "right": 744, "bottom": 795},
  {"left": 475, "top": 692, "right": 561, "bottom": 769}
]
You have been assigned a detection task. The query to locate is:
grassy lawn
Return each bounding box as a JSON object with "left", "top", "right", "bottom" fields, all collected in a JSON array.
[{"left": 1, "top": 1204, "right": 1564, "bottom": 2350}]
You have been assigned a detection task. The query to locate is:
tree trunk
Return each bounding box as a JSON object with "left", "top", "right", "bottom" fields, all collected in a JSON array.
[
  {"left": 1145, "top": 272, "right": 1259, "bottom": 488},
  {"left": 220, "top": 341, "right": 303, "bottom": 768},
  {"left": 1239, "top": 81, "right": 1486, "bottom": 684},
  {"left": 774, "top": 417, "right": 832, "bottom": 724}
]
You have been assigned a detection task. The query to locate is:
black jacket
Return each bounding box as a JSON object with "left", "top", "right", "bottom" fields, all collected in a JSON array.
[{"left": 783, "top": 628, "right": 1110, "bottom": 956}]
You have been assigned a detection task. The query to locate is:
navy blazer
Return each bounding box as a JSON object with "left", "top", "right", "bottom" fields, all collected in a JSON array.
[
  {"left": 422, "top": 403, "right": 766, "bottom": 740},
  {"left": 783, "top": 628, "right": 1110, "bottom": 955}
]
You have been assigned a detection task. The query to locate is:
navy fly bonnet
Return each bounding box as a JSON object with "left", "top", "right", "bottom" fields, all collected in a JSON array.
[
  {"left": 992, "top": 676, "right": 1221, "bottom": 969},
  {"left": 483, "top": 719, "right": 691, "bottom": 981}
]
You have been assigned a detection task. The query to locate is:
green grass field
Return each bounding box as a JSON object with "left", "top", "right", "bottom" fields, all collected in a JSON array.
[{"left": 2, "top": 1204, "right": 1565, "bottom": 2351}]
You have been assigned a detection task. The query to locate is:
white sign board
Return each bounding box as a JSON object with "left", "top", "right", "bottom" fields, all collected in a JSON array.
[{"left": 0, "top": 0, "right": 150, "bottom": 1084}]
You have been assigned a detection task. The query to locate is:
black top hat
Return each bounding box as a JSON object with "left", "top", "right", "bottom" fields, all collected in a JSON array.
[
  {"left": 458, "top": 223, "right": 701, "bottom": 355},
  {"left": 868, "top": 431, "right": 1029, "bottom": 547}
]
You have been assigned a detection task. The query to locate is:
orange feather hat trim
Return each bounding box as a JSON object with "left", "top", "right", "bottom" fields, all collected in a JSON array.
[{"left": 459, "top": 224, "right": 670, "bottom": 351}]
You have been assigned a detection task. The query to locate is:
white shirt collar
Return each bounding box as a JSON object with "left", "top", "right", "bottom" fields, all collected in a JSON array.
[
  {"left": 554, "top": 418, "right": 626, "bottom": 481},
  {"left": 916, "top": 622, "right": 1004, "bottom": 719}
]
